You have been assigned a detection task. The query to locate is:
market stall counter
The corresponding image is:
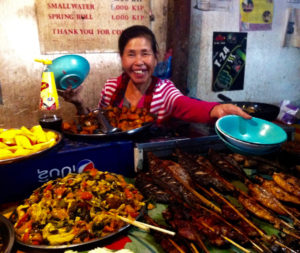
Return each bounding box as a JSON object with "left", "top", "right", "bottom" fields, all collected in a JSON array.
[{"left": 0, "top": 121, "right": 297, "bottom": 253}]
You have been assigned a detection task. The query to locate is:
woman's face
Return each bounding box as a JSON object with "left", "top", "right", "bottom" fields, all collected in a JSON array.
[{"left": 121, "top": 37, "right": 157, "bottom": 86}]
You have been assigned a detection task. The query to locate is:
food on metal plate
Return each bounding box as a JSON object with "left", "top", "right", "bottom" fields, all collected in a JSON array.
[
  {"left": 62, "top": 106, "right": 155, "bottom": 134},
  {"left": 103, "top": 105, "right": 155, "bottom": 131},
  {"left": 65, "top": 248, "right": 134, "bottom": 253},
  {"left": 9, "top": 169, "right": 145, "bottom": 246},
  {"left": 62, "top": 110, "right": 102, "bottom": 135},
  {"left": 0, "top": 125, "right": 59, "bottom": 160}
]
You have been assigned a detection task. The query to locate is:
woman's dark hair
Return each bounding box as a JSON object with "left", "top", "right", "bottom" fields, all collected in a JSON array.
[{"left": 118, "top": 25, "right": 158, "bottom": 57}]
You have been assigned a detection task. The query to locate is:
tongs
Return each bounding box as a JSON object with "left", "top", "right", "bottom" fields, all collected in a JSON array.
[{"left": 97, "top": 110, "right": 120, "bottom": 134}]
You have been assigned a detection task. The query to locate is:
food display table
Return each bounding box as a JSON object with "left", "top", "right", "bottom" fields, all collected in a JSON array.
[{"left": 0, "top": 122, "right": 297, "bottom": 253}]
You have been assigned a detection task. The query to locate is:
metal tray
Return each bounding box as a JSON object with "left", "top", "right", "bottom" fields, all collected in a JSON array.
[
  {"left": 63, "top": 108, "right": 155, "bottom": 140},
  {"left": 15, "top": 205, "right": 146, "bottom": 253},
  {"left": 0, "top": 214, "right": 15, "bottom": 253},
  {"left": 0, "top": 129, "right": 63, "bottom": 165}
]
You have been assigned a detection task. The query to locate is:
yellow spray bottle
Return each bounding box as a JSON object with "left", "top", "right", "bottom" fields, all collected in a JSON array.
[
  {"left": 35, "top": 59, "right": 62, "bottom": 131},
  {"left": 35, "top": 59, "right": 59, "bottom": 110}
]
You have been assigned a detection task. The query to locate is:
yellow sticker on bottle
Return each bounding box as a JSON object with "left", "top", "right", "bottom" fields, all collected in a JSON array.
[{"left": 40, "top": 72, "right": 59, "bottom": 110}]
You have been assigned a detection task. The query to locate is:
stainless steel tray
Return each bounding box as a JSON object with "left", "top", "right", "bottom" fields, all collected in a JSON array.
[
  {"left": 15, "top": 205, "right": 146, "bottom": 253},
  {"left": 0, "top": 129, "right": 63, "bottom": 165},
  {"left": 63, "top": 109, "right": 155, "bottom": 140}
]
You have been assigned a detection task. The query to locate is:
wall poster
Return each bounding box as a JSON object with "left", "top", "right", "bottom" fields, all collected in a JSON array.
[
  {"left": 212, "top": 32, "right": 247, "bottom": 92},
  {"left": 239, "top": 0, "right": 273, "bottom": 31},
  {"left": 35, "top": 0, "right": 151, "bottom": 54}
]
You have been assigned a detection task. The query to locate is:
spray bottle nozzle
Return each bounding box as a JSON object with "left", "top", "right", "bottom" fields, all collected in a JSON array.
[{"left": 34, "top": 59, "right": 53, "bottom": 65}]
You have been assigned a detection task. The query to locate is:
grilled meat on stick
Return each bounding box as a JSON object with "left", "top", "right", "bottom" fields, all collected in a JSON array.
[
  {"left": 238, "top": 193, "right": 282, "bottom": 229},
  {"left": 148, "top": 152, "right": 221, "bottom": 213},
  {"left": 174, "top": 149, "right": 234, "bottom": 192},
  {"left": 143, "top": 214, "right": 188, "bottom": 253},
  {"left": 164, "top": 204, "right": 250, "bottom": 251},
  {"left": 211, "top": 189, "right": 300, "bottom": 252},
  {"left": 247, "top": 182, "right": 300, "bottom": 228},
  {"left": 207, "top": 149, "right": 248, "bottom": 181},
  {"left": 135, "top": 171, "right": 175, "bottom": 203},
  {"left": 258, "top": 177, "right": 300, "bottom": 205},
  {"left": 147, "top": 152, "right": 221, "bottom": 213},
  {"left": 273, "top": 173, "right": 300, "bottom": 198},
  {"left": 247, "top": 183, "right": 287, "bottom": 215}
]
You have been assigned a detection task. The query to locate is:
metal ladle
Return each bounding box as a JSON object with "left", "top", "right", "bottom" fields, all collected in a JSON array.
[{"left": 97, "top": 110, "right": 120, "bottom": 134}]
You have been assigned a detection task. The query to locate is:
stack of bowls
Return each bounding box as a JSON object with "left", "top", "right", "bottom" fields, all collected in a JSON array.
[{"left": 215, "top": 115, "right": 287, "bottom": 155}]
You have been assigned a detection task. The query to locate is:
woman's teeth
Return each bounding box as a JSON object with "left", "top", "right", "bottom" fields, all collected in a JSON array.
[{"left": 134, "top": 70, "right": 143, "bottom": 74}]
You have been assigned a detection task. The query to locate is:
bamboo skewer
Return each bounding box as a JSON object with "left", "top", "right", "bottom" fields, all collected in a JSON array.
[
  {"left": 210, "top": 188, "right": 267, "bottom": 238},
  {"left": 134, "top": 219, "right": 176, "bottom": 236},
  {"left": 197, "top": 202, "right": 265, "bottom": 253},
  {"left": 114, "top": 215, "right": 150, "bottom": 232},
  {"left": 190, "top": 242, "right": 200, "bottom": 253},
  {"left": 194, "top": 233, "right": 210, "bottom": 253},
  {"left": 274, "top": 240, "right": 298, "bottom": 253},
  {"left": 282, "top": 228, "right": 300, "bottom": 240},
  {"left": 110, "top": 213, "right": 176, "bottom": 236},
  {"left": 199, "top": 220, "right": 251, "bottom": 253},
  {"left": 169, "top": 239, "right": 185, "bottom": 253},
  {"left": 170, "top": 172, "right": 221, "bottom": 213},
  {"left": 210, "top": 188, "right": 299, "bottom": 251}
]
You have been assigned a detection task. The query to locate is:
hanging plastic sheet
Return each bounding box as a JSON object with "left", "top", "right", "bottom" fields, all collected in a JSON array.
[
  {"left": 193, "top": 0, "right": 232, "bottom": 12},
  {"left": 282, "top": 8, "right": 300, "bottom": 48}
]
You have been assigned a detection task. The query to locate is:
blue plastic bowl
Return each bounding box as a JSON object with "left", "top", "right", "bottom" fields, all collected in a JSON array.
[
  {"left": 216, "top": 115, "right": 287, "bottom": 145},
  {"left": 47, "top": 55, "right": 90, "bottom": 90},
  {"left": 215, "top": 127, "right": 281, "bottom": 155},
  {"left": 216, "top": 124, "right": 281, "bottom": 150}
]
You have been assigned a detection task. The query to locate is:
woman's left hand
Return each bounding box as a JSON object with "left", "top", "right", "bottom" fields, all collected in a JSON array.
[{"left": 210, "top": 103, "right": 252, "bottom": 119}]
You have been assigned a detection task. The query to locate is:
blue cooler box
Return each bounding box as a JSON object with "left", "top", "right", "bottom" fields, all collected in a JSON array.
[{"left": 0, "top": 138, "right": 134, "bottom": 204}]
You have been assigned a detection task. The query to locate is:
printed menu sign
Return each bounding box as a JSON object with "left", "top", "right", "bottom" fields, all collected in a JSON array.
[
  {"left": 35, "top": 0, "right": 150, "bottom": 54},
  {"left": 212, "top": 32, "right": 247, "bottom": 92}
]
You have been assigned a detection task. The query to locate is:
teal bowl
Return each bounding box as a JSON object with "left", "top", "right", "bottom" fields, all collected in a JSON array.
[
  {"left": 47, "top": 55, "right": 90, "bottom": 90},
  {"left": 215, "top": 127, "right": 281, "bottom": 155},
  {"left": 216, "top": 115, "right": 287, "bottom": 145}
]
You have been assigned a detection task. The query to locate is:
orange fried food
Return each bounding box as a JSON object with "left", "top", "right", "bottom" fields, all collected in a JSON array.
[{"left": 103, "top": 105, "right": 155, "bottom": 132}]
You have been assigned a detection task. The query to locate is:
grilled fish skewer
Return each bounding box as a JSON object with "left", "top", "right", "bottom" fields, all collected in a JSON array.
[
  {"left": 199, "top": 220, "right": 251, "bottom": 253},
  {"left": 273, "top": 173, "right": 300, "bottom": 198},
  {"left": 196, "top": 201, "right": 265, "bottom": 253},
  {"left": 175, "top": 149, "right": 234, "bottom": 192},
  {"left": 210, "top": 188, "right": 298, "bottom": 252},
  {"left": 247, "top": 182, "right": 300, "bottom": 226},
  {"left": 257, "top": 177, "right": 300, "bottom": 205},
  {"left": 211, "top": 188, "right": 268, "bottom": 238},
  {"left": 147, "top": 152, "right": 221, "bottom": 213}
]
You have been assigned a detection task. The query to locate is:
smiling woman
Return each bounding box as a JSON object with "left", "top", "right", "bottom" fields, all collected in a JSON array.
[{"left": 59, "top": 25, "right": 251, "bottom": 125}]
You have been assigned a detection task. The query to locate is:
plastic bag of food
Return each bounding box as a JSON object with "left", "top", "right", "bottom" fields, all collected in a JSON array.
[{"left": 277, "top": 100, "right": 300, "bottom": 124}]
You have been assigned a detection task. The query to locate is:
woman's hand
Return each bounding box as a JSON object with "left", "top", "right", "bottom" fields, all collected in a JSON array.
[
  {"left": 57, "top": 85, "right": 89, "bottom": 115},
  {"left": 57, "top": 85, "right": 83, "bottom": 104},
  {"left": 210, "top": 103, "right": 252, "bottom": 119}
]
